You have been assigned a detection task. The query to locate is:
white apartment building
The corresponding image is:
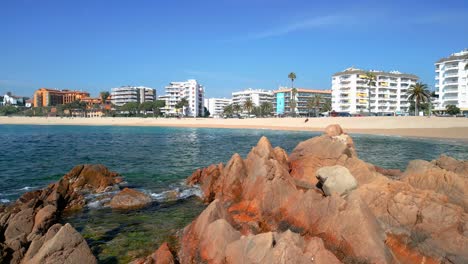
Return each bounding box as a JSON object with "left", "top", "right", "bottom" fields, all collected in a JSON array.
[
  {"left": 231, "top": 88, "right": 273, "bottom": 110},
  {"left": 111, "top": 86, "right": 156, "bottom": 106},
  {"left": 159, "top": 79, "right": 204, "bottom": 117},
  {"left": 332, "top": 67, "right": 418, "bottom": 115},
  {"left": 204, "top": 98, "right": 231, "bottom": 117},
  {"left": 435, "top": 49, "right": 468, "bottom": 113}
]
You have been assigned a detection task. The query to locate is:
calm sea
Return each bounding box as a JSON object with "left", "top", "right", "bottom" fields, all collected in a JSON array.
[{"left": 1, "top": 125, "right": 467, "bottom": 263}]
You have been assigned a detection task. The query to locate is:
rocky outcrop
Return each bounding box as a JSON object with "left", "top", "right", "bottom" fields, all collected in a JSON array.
[
  {"left": 178, "top": 124, "right": 468, "bottom": 264},
  {"left": 0, "top": 164, "right": 122, "bottom": 264},
  {"left": 109, "top": 187, "right": 152, "bottom": 210}
]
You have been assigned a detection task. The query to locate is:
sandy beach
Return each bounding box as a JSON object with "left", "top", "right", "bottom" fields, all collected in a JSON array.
[{"left": 1, "top": 116, "right": 468, "bottom": 140}]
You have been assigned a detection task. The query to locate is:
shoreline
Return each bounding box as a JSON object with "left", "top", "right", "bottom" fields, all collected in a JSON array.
[{"left": 1, "top": 116, "right": 468, "bottom": 141}]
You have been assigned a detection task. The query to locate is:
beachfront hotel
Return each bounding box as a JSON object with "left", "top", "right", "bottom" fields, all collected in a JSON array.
[
  {"left": 204, "top": 98, "right": 232, "bottom": 118},
  {"left": 110, "top": 86, "right": 156, "bottom": 106},
  {"left": 332, "top": 67, "right": 418, "bottom": 115},
  {"left": 231, "top": 88, "right": 273, "bottom": 109},
  {"left": 434, "top": 49, "right": 468, "bottom": 114},
  {"left": 159, "top": 79, "right": 205, "bottom": 117},
  {"left": 33, "top": 88, "right": 90, "bottom": 107},
  {"left": 273, "top": 87, "right": 331, "bottom": 116}
]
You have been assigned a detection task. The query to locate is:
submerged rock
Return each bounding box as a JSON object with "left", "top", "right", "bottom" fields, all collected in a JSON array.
[{"left": 110, "top": 187, "right": 152, "bottom": 210}]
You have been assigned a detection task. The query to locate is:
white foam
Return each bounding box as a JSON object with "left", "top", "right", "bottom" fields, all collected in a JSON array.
[
  {"left": 150, "top": 185, "right": 202, "bottom": 202},
  {"left": 0, "top": 199, "right": 10, "bottom": 203},
  {"left": 19, "top": 186, "right": 33, "bottom": 191}
]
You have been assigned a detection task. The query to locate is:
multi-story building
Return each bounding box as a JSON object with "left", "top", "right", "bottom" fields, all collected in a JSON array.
[
  {"left": 435, "top": 49, "right": 468, "bottom": 113},
  {"left": 110, "top": 86, "right": 156, "bottom": 106},
  {"left": 159, "top": 79, "right": 204, "bottom": 117},
  {"left": 231, "top": 88, "right": 273, "bottom": 110},
  {"left": 273, "top": 87, "right": 331, "bottom": 116},
  {"left": 33, "top": 88, "right": 90, "bottom": 107},
  {"left": 204, "top": 98, "right": 232, "bottom": 117},
  {"left": 332, "top": 67, "right": 418, "bottom": 115}
]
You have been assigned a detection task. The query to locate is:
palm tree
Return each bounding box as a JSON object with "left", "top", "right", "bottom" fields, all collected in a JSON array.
[
  {"left": 260, "top": 102, "right": 273, "bottom": 117},
  {"left": 322, "top": 98, "right": 332, "bottom": 113},
  {"left": 306, "top": 98, "right": 314, "bottom": 117},
  {"left": 407, "top": 82, "right": 431, "bottom": 116},
  {"left": 100, "top": 91, "right": 110, "bottom": 105},
  {"left": 311, "top": 94, "right": 322, "bottom": 117},
  {"left": 223, "top": 104, "right": 233, "bottom": 117},
  {"left": 232, "top": 104, "right": 241, "bottom": 116},
  {"left": 363, "top": 72, "right": 376, "bottom": 114},
  {"left": 243, "top": 99, "right": 254, "bottom": 117},
  {"left": 288, "top": 72, "right": 296, "bottom": 89}
]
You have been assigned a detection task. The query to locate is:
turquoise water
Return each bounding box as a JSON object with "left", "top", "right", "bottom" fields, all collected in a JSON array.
[{"left": 0, "top": 125, "right": 467, "bottom": 262}]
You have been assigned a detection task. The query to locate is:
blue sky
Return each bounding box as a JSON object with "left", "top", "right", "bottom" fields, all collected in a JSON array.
[{"left": 1, "top": 0, "right": 467, "bottom": 98}]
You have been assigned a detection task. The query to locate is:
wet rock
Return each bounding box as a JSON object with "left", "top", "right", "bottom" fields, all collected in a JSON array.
[
  {"left": 0, "top": 164, "right": 118, "bottom": 263},
  {"left": 109, "top": 188, "right": 152, "bottom": 210},
  {"left": 316, "top": 165, "right": 358, "bottom": 196}
]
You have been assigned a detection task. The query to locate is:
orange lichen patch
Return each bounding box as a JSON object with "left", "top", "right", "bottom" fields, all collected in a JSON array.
[
  {"left": 386, "top": 234, "right": 440, "bottom": 264},
  {"left": 228, "top": 200, "right": 260, "bottom": 224}
]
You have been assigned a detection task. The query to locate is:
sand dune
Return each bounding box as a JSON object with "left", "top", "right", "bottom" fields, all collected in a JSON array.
[{"left": 1, "top": 116, "right": 468, "bottom": 140}]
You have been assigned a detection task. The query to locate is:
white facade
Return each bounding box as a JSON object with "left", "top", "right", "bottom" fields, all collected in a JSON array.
[
  {"left": 160, "top": 79, "right": 204, "bottom": 117},
  {"left": 435, "top": 49, "right": 468, "bottom": 112},
  {"left": 111, "top": 86, "right": 156, "bottom": 106},
  {"left": 204, "top": 98, "right": 231, "bottom": 117},
  {"left": 332, "top": 67, "right": 418, "bottom": 114},
  {"left": 231, "top": 88, "right": 273, "bottom": 109}
]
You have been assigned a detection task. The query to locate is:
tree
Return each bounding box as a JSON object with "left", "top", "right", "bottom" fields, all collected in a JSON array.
[
  {"left": 288, "top": 72, "right": 296, "bottom": 89},
  {"left": 446, "top": 105, "right": 460, "bottom": 115},
  {"left": 203, "top": 107, "right": 210, "bottom": 117},
  {"left": 152, "top": 100, "right": 166, "bottom": 117},
  {"left": 306, "top": 98, "right": 314, "bottom": 117},
  {"left": 139, "top": 101, "right": 154, "bottom": 115},
  {"left": 407, "top": 82, "right": 431, "bottom": 116},
  {"left": 322, "top": 98, "right": 332, "bottom": 113},
  {"left": 100, "top": 91, "right": 110, "bottom": 105},
  {"left": 120, "top": 102, "right": 139, "bottom": 116},
  {"left": 175, "top": 98, "right": 189, "bottom": 116},
  {"left": 233, "top": 104, "right": 241, "bottom": 116},
  {"left": 223, "top": 104, "right": 233, "bottom": 117},
  {"left": 259, "top": 102, "right": 273, "bottom": 117},
  {"left": 290, "top": 88, "right": 298, "bottom": 116},
  {"left": 362, "top": 72, "right": 376, "bottom": 114},
  {"left": 0, "top": 105, "right": 20, "bottom": 116},
  {"left": 311, "top": 94, "right": 322, "bottom": 117},
  {"left": 243, "top": 99, "right": 254, "bottom": 117}
]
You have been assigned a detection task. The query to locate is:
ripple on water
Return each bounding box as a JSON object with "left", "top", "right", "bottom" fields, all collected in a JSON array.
[{"left": 1, "top": 125, "right": 467, "bottom": 262}]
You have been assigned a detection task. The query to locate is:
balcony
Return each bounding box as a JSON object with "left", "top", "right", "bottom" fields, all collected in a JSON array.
[
  {"left": 445, "top": 64, "right": 459, "bottom": 70},
  {"left": 443, "top": 88, "right": 458, "bottom": 93},
  {"left": 444, "top": 73, "right": 459, "bottom": 78}
]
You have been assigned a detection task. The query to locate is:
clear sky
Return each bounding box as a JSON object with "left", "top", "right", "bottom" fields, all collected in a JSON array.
[{"left": 1, "top": 0, "right": 467, "bottom": 98}]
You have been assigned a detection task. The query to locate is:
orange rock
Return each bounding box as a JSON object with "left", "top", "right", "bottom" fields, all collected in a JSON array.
[
  {"left": 109, "top": 188, "right": 152, "bottom": 210},
  {"left": 324, "top": 124, "right": 343, "bottom": 137}
]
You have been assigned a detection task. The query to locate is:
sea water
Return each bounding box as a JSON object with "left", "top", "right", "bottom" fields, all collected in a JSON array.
[{"left": 1, "top": 125, "right": 467, "bottom": 262}]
